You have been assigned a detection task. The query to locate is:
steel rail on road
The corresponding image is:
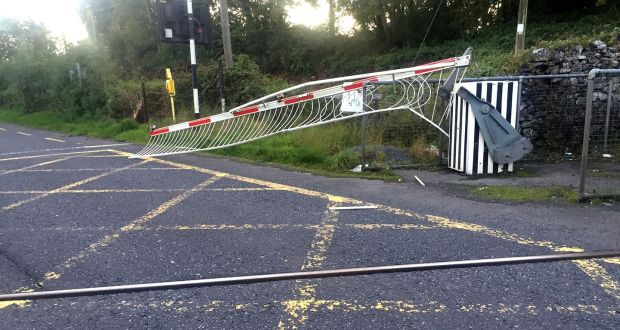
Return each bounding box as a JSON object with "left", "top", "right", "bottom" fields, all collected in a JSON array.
[{"left": 1, "top": 250, "right": 618, "bottom": 301}]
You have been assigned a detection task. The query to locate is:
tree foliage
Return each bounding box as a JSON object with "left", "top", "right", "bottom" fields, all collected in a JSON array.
[{"left": 0, "top": 0, "right": 617, "bottom": 120}]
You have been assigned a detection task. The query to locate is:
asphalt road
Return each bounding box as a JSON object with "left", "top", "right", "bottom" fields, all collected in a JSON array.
[{"left": 0, "top": 123, "right": 618, "bottom": 329}]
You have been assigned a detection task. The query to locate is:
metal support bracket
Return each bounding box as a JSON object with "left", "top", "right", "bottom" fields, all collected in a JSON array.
[{"left": 457, "top": 87, "right": 533, "bottom": 164}]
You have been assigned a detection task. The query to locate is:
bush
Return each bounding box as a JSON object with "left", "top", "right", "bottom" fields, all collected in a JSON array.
[
  {"left": 325, "top": 150, "right": 360, "bottom": 170},
  {"left": 198, "top": 54, "right": 289, "bottom": 110}
]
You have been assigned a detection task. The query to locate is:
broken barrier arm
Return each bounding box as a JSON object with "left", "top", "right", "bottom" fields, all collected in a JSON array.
[{"left": 456, "top": 87, "right": 533, "bottom": 164}]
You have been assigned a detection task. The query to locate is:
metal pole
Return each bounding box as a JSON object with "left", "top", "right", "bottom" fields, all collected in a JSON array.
[
  {"left": 140, "top": 81, "right": 148, "bottom": 123},
  {"left": 603, "top": 79, "right": 613, "bottom": 152},
  {"left": 187, "top": 0, "right": 200, "bottom": 119},
  {"left": 1, "top": 250, "right": 618, "bottom": 301},
  {"left": 218, "top": 60, "right": 226, "bottom": 113},
  {"left": 360, "top": 85, "right": 367, "bottom": 171},
  {"left": 578, "top": 77, "right": 595, "bottom": 198}
]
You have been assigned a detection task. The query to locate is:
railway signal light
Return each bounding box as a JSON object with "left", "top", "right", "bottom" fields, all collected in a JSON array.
[{"left": 156, "top": 0, "right": 212, "bottom": 45}]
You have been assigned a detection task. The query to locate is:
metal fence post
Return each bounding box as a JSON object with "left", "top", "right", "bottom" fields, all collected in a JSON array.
[
  {"left": 578, "top": 74, "right": 596, "bottom": 198},
  {"left": 603, "top": 79, "right": 613, "bottom": 152},
  {"left": 360, "top": 84, "right": 367, "bottom": 172},
  {"left": 141, "top": 81, "right": 149, "bottom": 123}
]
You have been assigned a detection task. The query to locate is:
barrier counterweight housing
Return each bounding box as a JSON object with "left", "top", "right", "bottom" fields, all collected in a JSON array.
[{"left": 450, "top": 81, "right": 520, "bottom": 175}]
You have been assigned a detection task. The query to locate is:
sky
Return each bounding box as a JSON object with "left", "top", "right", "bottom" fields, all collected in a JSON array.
[
  {"left": 286, "top": 2, "right": 356, "bottom": 33},
  {"left": 0, "top": 0, "right": 89, "bottom": 43},
  {"left": 0, "top": 0, "right": 354, "bottom": 44}
]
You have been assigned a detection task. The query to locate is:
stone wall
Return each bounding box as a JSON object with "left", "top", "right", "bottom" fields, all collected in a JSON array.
[{"left": 517, "top": 39, "right": 620, "bottom": 157}]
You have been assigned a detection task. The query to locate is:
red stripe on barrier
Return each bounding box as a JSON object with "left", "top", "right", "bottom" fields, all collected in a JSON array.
[
  {"left": 414, "top": 67, "right": 438, "bottom": 75},
  {"left": 419, "top": 57, "right": 456, "bottom": 67},
  {"left": 150, "top": 127, "right": 169, "bottom": 136},
  {"left": 284, "top": 93, "right": 314, "bottom": 105},
  {"left": 189, "top": 117, "right": 211, "bottom": 127},
  {"left": 344, "top": 77, "right": 379, "bottom": 91},
  {"left": 344, "top": 81, "right": 364, "bottom": 91},
  {"left": 233, "top": 106, "right": 259, "bottom": 116}
]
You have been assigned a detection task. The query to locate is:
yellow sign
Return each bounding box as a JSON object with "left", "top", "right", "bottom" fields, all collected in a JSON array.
[
  {"left": 165, "top": 68, "right": 176, "bottom": 96},
  {"left": 165, "top": 68, "right": 176, "bottom": 123}
]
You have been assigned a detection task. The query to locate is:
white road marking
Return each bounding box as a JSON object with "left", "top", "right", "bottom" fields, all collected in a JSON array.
[
  {"left": 16, "top": 132, "right": 31, "bottom": 136},
  {"left": 0, "top": 149, "right": 109, "bottom": 162},
  {"left": 0, "top": 128, "right": 6, "bottom": 131},
  {"left": 0, "top": 143, "right": 130, "bottom": 157},
  {"left": 44, "top": 137, "right": 65, "bottom": 143}
]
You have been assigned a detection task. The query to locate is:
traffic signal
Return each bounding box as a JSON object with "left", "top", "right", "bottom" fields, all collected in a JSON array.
[{"left": 156, "top": 0, "right": 212, "bottom": 45}]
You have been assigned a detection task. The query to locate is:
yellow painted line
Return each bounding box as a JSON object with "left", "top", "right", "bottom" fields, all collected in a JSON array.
[
  {"left": 142, "top": 223, "right": 436, "bottom": 232},
  {"left": 0, "top": 156, "right": 74, "bottom": 177},
  {"left": 44, "top": 137, "right": 65, "bottom": 143},
  {"left": 15, "top": 167, "right": 185, "bottom": 172},
  {"left": 16, "top": 132, "right": 31, "bottom": 136},
  {"left": 348, "top": 223, "right": 436, "bottom": 230},
  {"left": 45, "top": 299, "right": 615, "bottom": 317},
  {"left": 0, "top": 288, "right": 34, "bottom": 309},
  {"left": 279, "top": 200, "right": 341, "bottom": 329},
  {"left": 0, "top": 187, "right": 280, "bottom": 195},
  {"left": 602, "top": 258, "right": 620, "bottom": 265},
  {"left": 68, "top": 189, "right": 186, "bottom": 193},
  {"left": 1, "top": 160, "right": 149, "bottom": 211},
  {"left": 0, "top": 223, "right": 434, "bottom": 233},
  {"left": 209, "top": 187, "right": 283, "bottom": 191},
  {"left": 0, "top": 144, "right": 129, "bottom": 158},
  {"left": 0, "top": 175, "right": 223, "bottom": 310},
  {"left": 0, "top": 149, "right": 108, "bottom": 162},
  {"left": 110, "top": 150, "right": 620, "bottom": 302},
  {"left": 81, "top": 154, "right": 128, "bottom": 158},
  {"left": 120, "top": 175, "right": 223, "bottom": 232},
  {"left": 143, "top": 224, "right": 318, "bottom": 231}
]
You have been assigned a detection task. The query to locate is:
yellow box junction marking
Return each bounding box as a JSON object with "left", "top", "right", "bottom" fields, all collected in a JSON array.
[
  {"left": 1, "top": 149, "right": 616, "bottom": 316},
  {"left": 1, "top": 160, "right": 150, "bottom": 211},
  {"left": 278, "top": 199, "right": 342, "bottom": 329},
  {"left": 112, "top": 150, "right": 620, "bottom": 304},
  {"left": 0, "top": 156, "right": 74, "bottom": 177},
  {"left": 0, "top": 175, "right": 222, "bottom": 309},
  {"left": 0, "top": 149, "right": 108, "bottom": 162},
  {"left": 30, "top": 297, "right": 617, "bottom": 318}
]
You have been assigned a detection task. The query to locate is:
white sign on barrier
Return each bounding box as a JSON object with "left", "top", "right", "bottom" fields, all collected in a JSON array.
[{"left": 341, "top": 83, "right": 364, "bottom": 113}]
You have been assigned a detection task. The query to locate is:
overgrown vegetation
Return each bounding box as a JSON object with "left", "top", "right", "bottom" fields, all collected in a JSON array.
[
  {"left": 470, "top": 185, "right": 579, "bottom": 203},
  {"left": 1, "top": 0, "right": 619, "bottom": 176}
]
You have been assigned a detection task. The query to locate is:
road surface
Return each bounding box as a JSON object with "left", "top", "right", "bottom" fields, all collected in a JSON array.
[{"left": 0, "top": 123, "right": 618, "bottom": 328}]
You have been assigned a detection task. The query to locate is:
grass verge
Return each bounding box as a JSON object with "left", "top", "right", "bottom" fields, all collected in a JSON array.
[
  {"left": 470, "top": 185, "right": 579, "bottom": 203},
  {"left": 0, "top": 109, "right": 149, "bottom": 144},
  {"left": 0, "top": 108, "right": 400, "bottom": 180}
]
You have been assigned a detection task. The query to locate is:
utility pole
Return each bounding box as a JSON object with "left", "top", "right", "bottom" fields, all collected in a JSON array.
[
  {"left": 514, "top": 0, "right": 528, "bottom": 55},
  {"left": 219, "top": 0, "right": 233, "bottom": 67}
]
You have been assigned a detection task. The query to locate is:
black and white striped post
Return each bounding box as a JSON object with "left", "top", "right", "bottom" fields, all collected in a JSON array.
[{"left": 186, "top": 0, "right": 200, "bottom": 119}]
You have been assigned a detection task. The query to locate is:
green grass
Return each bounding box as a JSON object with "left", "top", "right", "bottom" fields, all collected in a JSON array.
[
  {"left": 0, "top": 108, "right": 399, "bottom": 180},
  {"left": 470, "top": 185, "right": 579, "bottom": 203},
  {"left": 210, "top": 123, "right": 400, "bottom": 180},
  {"left": 0, "top": 108, "right": 149, "bottom": 144}
]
